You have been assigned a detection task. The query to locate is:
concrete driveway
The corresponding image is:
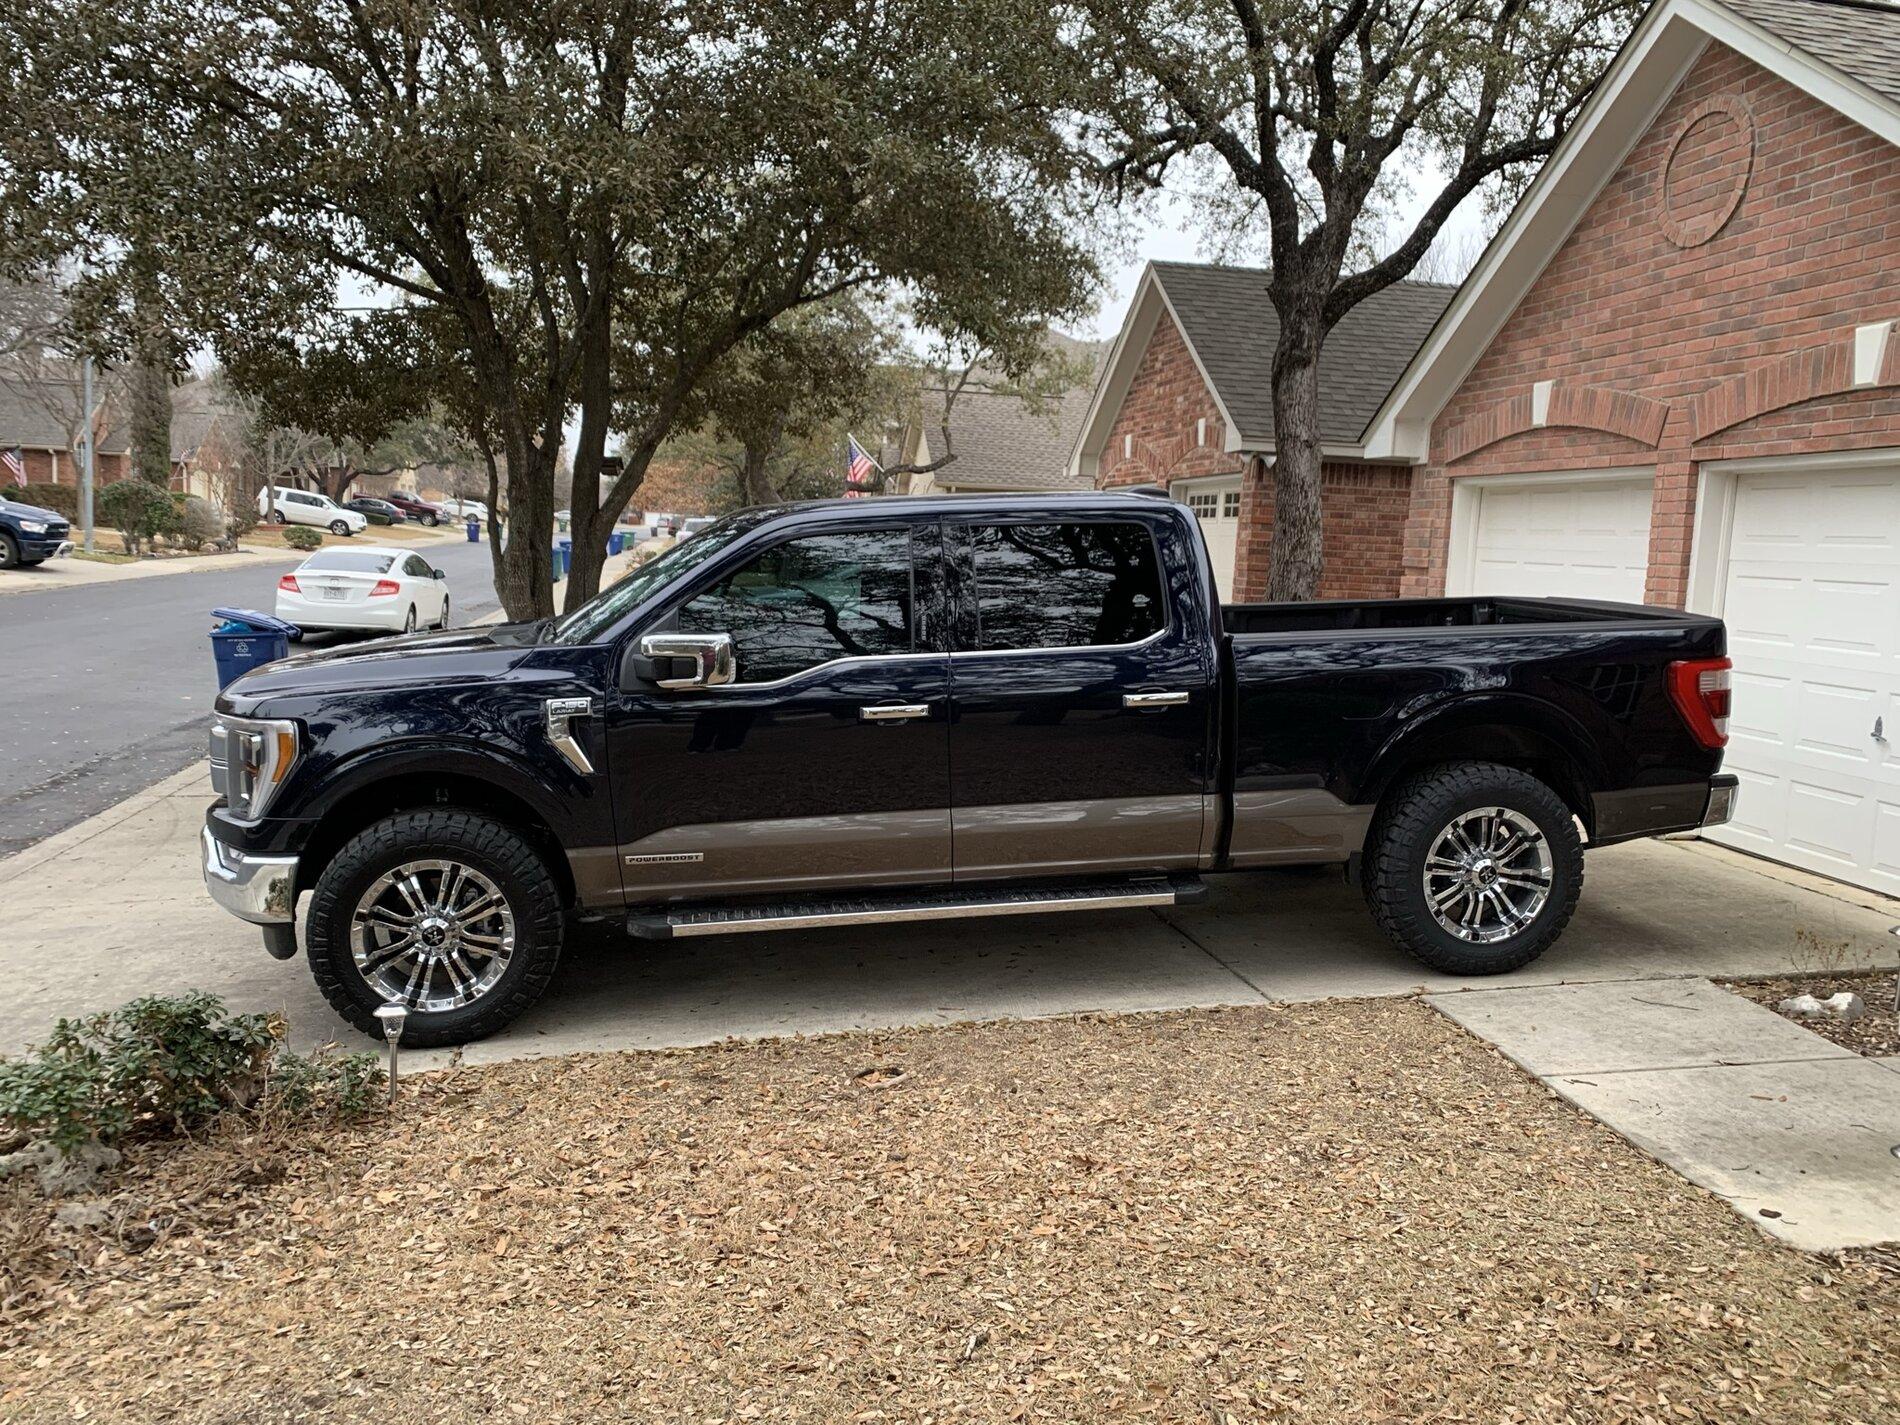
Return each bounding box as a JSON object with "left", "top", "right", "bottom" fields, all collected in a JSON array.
[{"left": 5, "top": 763, "right": 1895, "bottom": 1066}]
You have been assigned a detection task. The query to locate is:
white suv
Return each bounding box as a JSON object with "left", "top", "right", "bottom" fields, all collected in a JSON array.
[{"left": 258, "top": 487, "right": 368, "bottom": 536}]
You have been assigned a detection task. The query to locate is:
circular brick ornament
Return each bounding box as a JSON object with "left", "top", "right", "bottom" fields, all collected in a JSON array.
[{"left": 1659, "top": 94, "right": 1754, "bottom": 248}]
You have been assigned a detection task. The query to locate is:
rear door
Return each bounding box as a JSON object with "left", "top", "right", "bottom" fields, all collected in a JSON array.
[
  {"left": 943, "top": 514, "right": 1218, "bottom": 881},
  {"left": 604, "top": 519, "right": 954, "bottom": 903}
]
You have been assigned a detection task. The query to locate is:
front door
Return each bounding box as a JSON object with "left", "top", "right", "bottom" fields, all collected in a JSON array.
[
  {"left": 604, "top": 521, "right": 952, "bottom": 903},
  {"left": 943, "top": 515, "right": 1218, "bottom": 881}
]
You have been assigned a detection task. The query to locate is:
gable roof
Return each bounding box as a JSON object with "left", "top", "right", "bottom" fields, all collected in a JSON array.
[
  {"left": 1362, "top": 0, "right": 1900, "bottom": 461},
  {"left": 927, "top": 382, "right": 1099, "bottom": 492},
  {"left": 1069, "top": 262, "right": 1456, "bottom": 479},
  {"left": 0, "top": 367, "right": 129, "bottom": 455}
]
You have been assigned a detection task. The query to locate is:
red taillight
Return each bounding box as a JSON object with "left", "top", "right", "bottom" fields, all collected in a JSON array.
[
  {"left": 369, "top": 579, "right": 401, "bottom": 597},
  {"left": 278, "top": 575, "right": 300, "bottom": 593},
  {"left": 1668, "top": 657, "right": 1732, "bottom": 749}
]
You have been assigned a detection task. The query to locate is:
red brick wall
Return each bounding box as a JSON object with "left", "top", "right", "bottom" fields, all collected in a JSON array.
[
  {"left": 22, "top": 450, "right": 129, "bottom": 485},
  {"left": 1230, "top": 459, "right": 1413, "bottom": 602},
  {"left": 1097, "top": 309, "right": 1413, "bottom": 600},
  {"left": 1097, "top": 312, "right": 1239, "bottom": 489},
  {"left": 1402, "top": 42, "right": 1900, "bottom": 605}
]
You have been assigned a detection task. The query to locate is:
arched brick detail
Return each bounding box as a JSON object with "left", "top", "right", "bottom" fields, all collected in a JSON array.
[
  {"left": 1438, "top": 383, "right": 1669, "bottom": 463},
  {"left": 1690, "top": 328, "right": 1896, "bottom": 440}
]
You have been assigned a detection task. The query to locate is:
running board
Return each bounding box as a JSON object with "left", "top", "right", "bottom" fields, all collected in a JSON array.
[{"left": 627, "top": 874, "right": 1207, "bottom": 941}]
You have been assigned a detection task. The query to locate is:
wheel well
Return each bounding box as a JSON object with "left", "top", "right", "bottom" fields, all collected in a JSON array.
[
  {"left": 297, "top": 772, "right": 576, "bottom": 906},
  {"left": 1366, "top": 722, "right": 1596, "bottom": 837}
]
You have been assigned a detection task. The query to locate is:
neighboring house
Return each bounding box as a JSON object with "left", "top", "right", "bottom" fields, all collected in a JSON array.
[
  {"left": 897, "top": 336, "right": 1107, "bottom": 496},
  {"left": 1070, "top": 263, "right": 1454, "bottom": 601},
  {"left": 0, "top": 366, "right": 129, "bottom": 486},
  {"left": 168, "top": 378, "right": 250, "bottom": 505}
]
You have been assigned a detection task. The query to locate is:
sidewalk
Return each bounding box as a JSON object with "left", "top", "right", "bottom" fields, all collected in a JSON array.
[{"left": 1432, "top": 978, "right": 1900, "bottom": 1250}]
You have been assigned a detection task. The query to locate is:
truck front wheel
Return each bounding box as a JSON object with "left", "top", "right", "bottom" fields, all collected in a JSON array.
[
  {"left": 1365, "top": 763, "right": 1583, "bottom": 977},
  {"left": 306, "top": 809, "right": 565, "bottom": 1046}
]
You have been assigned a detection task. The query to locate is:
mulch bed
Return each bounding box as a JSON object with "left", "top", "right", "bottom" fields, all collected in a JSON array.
[
  {"left": 2, "top": 999, "right": 1893, "bottom": 1424},
  {"left": 1718, "top": 969, "right": 1900, "bottom": 1058}
]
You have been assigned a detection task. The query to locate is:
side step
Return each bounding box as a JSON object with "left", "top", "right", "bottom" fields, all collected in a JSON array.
[{"left": 627, "top": 874, "right": 1207, "bottom": 941}]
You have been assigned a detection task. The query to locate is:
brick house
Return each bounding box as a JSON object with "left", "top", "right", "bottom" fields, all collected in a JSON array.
[
  {"left": 1356, "top": 0, "right": 1900, "bottom": 896},
  {"left": 0, "top": 367, "right": 129, "bottom": 486},
  {"left": 1069, "top": 262, "right": 1454, "bottom": 599}
]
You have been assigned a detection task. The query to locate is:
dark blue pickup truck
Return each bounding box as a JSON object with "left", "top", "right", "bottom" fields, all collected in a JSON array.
[
  {"left": 0, "top": 494, "right": 74, "bottom": 569},
  {"left": 203, "top": 490, "right": 1737, "bottom": 1044}
]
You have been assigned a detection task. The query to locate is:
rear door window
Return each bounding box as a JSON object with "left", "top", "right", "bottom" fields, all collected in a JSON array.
[
  {"left": 959, "top": 522, "right": 1164, "bottom": 651},
  {"left": 677, "top": 528, "right": 915, "bottom": 684}
]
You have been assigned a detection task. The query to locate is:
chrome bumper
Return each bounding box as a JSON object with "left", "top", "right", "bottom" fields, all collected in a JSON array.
[
  {"left": 1702, "top": 774, "right": 1739, "bottom": 828},
  {"left": 201, "top": 826, "right": 298, "bottom": 924}
]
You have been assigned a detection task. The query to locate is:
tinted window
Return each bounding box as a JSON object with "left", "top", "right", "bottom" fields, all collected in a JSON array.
[
  {"left": 965, "top": 522, "right": 1163, "bottom": 651},
  {"left": 302, "top": 551, "right": 395, "bottom": 574},
  {"left": 404, "top": 555, "right": 433, "bottom": 578},
  {"left": 678, "top": 529, "right": 913, "bottom": 683}
]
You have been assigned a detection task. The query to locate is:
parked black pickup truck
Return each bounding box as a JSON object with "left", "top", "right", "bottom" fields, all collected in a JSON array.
[{"left": 203, "top": 491, "right": 1737, "bottom": 1044}]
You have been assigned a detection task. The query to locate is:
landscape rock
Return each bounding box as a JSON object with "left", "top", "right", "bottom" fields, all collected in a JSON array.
[
  {"left": 53, "top": 1200, "right": 113, "bottom": 1230},
  {"left": 0, "top": 1139, "right": 123, "bottom": 1196},
  {"left": 1777, "top": 991, "right": 1867, "bottom": 1022}
]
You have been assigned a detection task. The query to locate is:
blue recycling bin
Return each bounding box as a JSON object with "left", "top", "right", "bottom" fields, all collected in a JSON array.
[
  {"left": 607, "top": 531, "right": 625, "bottom": 556},
  {"left": 209, "top": 608, "right": 300, "bottom": 690},
  {"left": 555, "top": 537, "right": 572, "bottom": 580},
  {"left": 466, "top": 517, "right": 480, "bottom": 542}
]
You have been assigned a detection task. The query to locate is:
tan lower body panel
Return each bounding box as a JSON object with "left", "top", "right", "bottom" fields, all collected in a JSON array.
[
  {"left": 950, "top": 795, "right": 1206, "bottom": 881},
  {"left": 615, "top": 808, "right": 952, "bottom": 901},
  {"left": 1226, "top": 788, "right": 1373, "bottom": 866}
]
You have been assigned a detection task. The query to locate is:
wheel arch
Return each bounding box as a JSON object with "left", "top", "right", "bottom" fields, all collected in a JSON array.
[
  {"left": 1357, "top": 696, "right": 1605, "bottom": 837},
  {"left": 296, "top": 751, "right": 576, "bottom": 907}
]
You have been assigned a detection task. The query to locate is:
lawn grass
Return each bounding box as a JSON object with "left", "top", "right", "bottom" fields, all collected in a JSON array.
[{"left": 2, "top": 999, "right": 1892, "bottom": 1423}]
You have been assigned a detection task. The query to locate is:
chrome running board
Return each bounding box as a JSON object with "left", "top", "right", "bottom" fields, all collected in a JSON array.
[{"left": 627, "top": 875, "right": 1206, "bottom": 941}]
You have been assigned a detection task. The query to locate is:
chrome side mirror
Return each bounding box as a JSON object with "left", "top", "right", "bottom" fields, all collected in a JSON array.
[{"left": 638, "top": 632, "right": 737, "bottom": 690}]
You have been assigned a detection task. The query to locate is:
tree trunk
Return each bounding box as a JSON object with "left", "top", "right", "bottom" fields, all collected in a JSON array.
[
  {"left": 739, "top": 438, "right": 777, "bottom": 506},
  {"left": 493, "top": 431, "right": 557, "bottom": 622},
  {"left": 1266, "top": 316, "right": 1326, "bottom": 601},
  {"left": 129, "top": 360, "right": 171, "bottom": 489}
]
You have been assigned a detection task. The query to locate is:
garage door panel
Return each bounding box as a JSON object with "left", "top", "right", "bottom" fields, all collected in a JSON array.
[
  {"left": 1707, "top": 463, "right": 1900, "bottom": 895},
  {"left": 1467, "top": 475, "right": 1654, "bottom": 603}
]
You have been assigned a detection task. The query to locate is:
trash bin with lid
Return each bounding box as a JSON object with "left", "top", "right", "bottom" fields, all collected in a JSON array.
[
  {"left": 209, "top": 607, "right": 301, "bottom": 690},
  {"left": 466, "top": 517, "right": 480, "bottom": 542},
  {"left": 607, "top": 531, "right": 625, "bottom": 557}
]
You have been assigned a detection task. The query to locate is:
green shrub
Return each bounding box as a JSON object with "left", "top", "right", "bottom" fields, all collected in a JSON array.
[
  {"left": 0, "top": 992, "right": 382, "bottom": 1156},
  {"left": 96, "top": 478, "right": 180, "bottom": 555},
  {"left": 281, "top": 524, "right": 323, "bottom": 551},
  {"left": 15, "top": 482, "right": 78, "bottom": 521},
  {"left": 176, "top": 496, "right": 226, "bottom": 551}
]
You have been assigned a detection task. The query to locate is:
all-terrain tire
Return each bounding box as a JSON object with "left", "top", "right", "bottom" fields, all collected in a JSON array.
[
  {"left": 306, "top": 809, "right": 565, "bottom": 1045},
  {"left": 1365, "top": 762, "right": 1583, "bottom": 976}
]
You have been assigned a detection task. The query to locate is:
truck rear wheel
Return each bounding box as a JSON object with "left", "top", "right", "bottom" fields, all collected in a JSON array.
[
  {"left": 306, "top": 809, "right": 565, "bottom": 1046},
  {"left": 1366, "top": 763, "right": 1583, "bottom": 976}
]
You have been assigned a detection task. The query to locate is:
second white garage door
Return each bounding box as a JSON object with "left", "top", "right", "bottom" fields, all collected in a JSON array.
[
  {"left": 1706, "top": 462, "right": 1900, "bottom": 897},
  {"left": 1175, "top": 477, "right": 1242, "bottom": 600},
  {"left": 1452, "top": 471, "right": 1656, "bottom": 602}
]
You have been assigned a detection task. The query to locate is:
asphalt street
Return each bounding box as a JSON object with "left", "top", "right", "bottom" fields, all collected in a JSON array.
[{"left": 0, "top": 533, "right": 501, "bottom": 855}]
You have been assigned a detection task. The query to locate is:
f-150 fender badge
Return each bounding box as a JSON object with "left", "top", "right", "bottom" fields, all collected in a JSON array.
[
  {"left": 624, "top": 852, "right": 705, "bottom": 865},
  {"left": 543, "top": 697, "right": 596, "bottom": 775}
]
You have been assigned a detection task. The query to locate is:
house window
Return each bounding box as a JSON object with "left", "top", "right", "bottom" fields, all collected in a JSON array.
[
  {"left": 1222, "top": 490, "right": 1241, "bottom": 517},
  {"left": 1185, "top": 492, "right": 1218, "bottom": 517}
]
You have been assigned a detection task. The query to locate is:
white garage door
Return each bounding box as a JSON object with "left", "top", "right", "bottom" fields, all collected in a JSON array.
[
  {"left": 1176, "top": 478, "right": 1242, "bottom": 600},
  {"left": 1708, "top": 463, "right": 1900, "bottom": 896},
  {"left": 1458, "top": 473, "right": 1655, "bottom": 602}
]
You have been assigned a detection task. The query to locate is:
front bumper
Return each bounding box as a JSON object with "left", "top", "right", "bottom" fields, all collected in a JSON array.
[
  {"left": 21, "top": 536, "right": 72, "bottom": 559},
  {"left": 202, "top": 825, "right": 298, "bottom": 924}
]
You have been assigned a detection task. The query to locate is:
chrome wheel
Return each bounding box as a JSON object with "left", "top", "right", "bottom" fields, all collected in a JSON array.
[
  {"left": 349, "top": 858, "right": 515, "bottom": 1011},
  {"left": 1422, "top": 806, "right": 1552, "bottom": 944}
]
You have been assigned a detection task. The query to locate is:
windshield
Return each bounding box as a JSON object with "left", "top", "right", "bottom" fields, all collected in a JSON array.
[
  {"left": 552, "top": 508, "right": 779, "bottom": 644},
  {"left": 302, "top": 551, "right": 396, "bottom": 573}
]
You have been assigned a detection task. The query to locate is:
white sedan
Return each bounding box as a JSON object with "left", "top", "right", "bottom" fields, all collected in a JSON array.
[{"left": 276, "top": 548, "right": 452, "bottom": 636}]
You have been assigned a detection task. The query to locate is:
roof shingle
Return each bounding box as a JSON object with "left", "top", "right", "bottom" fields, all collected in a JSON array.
[
  {"left": 928, "top": 383, "right": 1098, "bottom": 491},
  {"left": 1148, "top": 262, "right": 1457, "bottom": 448},
  {"left": 1721, "top": 0, "right": 1900, "bottom": 106}
]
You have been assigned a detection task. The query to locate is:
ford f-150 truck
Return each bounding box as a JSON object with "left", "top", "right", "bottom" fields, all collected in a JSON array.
[{"left": 203, "top": 491, "right": 1737, "bottom": 1045}]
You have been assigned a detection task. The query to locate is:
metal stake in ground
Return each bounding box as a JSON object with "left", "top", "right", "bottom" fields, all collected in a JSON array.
[{"left": 373, "top": 1003, "right": 408, "bottom": 1103}]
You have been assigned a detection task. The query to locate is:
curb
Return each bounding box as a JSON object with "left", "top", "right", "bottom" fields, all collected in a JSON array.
[{"left": 0, "top": 761, "right": 209, "bottom": 879}]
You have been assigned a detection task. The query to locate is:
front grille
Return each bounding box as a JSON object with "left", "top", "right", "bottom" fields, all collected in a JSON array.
[{"left": 46, "top": 521, "right": 69, "bottom": 539}]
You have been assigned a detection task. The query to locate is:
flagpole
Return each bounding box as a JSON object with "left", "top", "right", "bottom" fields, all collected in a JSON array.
[{"left": 80, "top": 355, "right": 96, "bottom": 552}]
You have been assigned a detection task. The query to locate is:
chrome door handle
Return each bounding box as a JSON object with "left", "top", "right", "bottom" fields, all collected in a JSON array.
[
  {"left": 860, "top": 703, "right": 931, "bottom": 723},
  {"left": 1122, "top": 691, "right": 1190, "bottom": 709}
]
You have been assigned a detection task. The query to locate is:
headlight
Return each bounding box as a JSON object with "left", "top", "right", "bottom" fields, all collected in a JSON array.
[
  {"left": 210, "top": 715, "right": 300, "bottom": 819},
  {"left": 19, "top": 519, "right": 48, "bottom": 533}
]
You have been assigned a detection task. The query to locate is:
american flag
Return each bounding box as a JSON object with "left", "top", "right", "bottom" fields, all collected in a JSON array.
[
  {"left": 2, "top": 448, "right": 24, "bottom": 486},
  {"left": 843, "top": 434, "right": 878, "bottom": 498}
]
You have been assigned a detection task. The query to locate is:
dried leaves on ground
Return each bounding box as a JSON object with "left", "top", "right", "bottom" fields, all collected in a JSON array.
[
  {"left": 1719, "top": 969, "right": 1900, "bottom": 1058},
  {"left": 1, "top": 1000, "right": 1893, "bottom": 1424}
]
